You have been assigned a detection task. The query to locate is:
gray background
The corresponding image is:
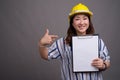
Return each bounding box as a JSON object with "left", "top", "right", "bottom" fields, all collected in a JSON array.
[{"left": 0, "top": 0, "right": 120, "bottom": 80}]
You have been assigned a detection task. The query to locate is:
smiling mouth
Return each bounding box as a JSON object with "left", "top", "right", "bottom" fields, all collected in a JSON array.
[{"left": 78, "top": 26, "right": 85, "bottom": 29}]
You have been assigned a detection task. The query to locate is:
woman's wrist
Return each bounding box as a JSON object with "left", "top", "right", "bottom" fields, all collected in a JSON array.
[
  {"left": 39, "top": 44, "right": 46, "bottom": 47},
  {"left": 39, "top": 43, "right": 47, "bottom": 47},
  {"left": 100, "top": 62, "right": 107, "bottom": 71},
  {"left": 39, "top": 40, "right": 46, "bottom": 47},
  {"left": 103, "top": 62, "right": 107, "bottom": 70}
]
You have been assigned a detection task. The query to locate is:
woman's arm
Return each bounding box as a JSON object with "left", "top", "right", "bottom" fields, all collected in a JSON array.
[
  {"left": 92, "top": 39, "right": 110, "bottom": 70},
  {"left": 38, "top": 29, "right": 58, "bottom": 60},
  {"left": 92, "top": 58, "right": 110, "bottom": 71},
  {"left": 39, "top": 42, "right": 48, "bottom": 60}
]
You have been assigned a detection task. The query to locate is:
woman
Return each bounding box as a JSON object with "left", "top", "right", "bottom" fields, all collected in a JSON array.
[{"left": 39, "top": 3, "right": 110, "bottom": 80}]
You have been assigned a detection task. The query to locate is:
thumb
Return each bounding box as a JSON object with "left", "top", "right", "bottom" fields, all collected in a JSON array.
[{"left": 45, "top": 29, "right": 49, "bottom": 35}]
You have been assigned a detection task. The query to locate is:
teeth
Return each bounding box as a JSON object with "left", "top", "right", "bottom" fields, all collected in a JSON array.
[
  {"left": 78, "top": 26, "right": 84, "bottom": 29},
  {"left": 79, "top": 26, "right": 84, "bottom": 28}
]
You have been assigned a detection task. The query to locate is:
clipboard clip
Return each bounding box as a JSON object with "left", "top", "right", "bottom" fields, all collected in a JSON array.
[{"left": 77, "top": 36, "right": 93, "bottom": 39}]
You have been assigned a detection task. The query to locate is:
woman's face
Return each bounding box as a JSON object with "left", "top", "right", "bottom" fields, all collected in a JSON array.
[{"left": 72, "top": 14, "right": 89, "bottom": 35}]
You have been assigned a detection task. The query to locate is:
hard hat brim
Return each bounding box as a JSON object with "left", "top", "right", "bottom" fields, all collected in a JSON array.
[{"left": 69, "top": 10, "right": 93, "bottom": 18}]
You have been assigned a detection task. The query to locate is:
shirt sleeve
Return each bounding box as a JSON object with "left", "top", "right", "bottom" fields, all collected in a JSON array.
[
  {"left": 99, "top": 39, "right": 110, "bottom": 62},
  {"left": 47, "top": 38, "right": 64, "bottom": 60}
]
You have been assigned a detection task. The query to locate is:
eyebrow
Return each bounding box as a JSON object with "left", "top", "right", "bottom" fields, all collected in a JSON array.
[{"left": 75, "top": 15, "right": 88, "bottom": 18}]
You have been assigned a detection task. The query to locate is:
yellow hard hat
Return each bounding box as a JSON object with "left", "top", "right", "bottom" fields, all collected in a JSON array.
[{"left": 69, "top": 3, "right": 93, "bottom": 18}]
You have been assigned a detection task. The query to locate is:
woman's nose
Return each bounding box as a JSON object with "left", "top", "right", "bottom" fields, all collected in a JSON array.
[{"left": 79, "top": 20, "right": 84, "bottom": 24}]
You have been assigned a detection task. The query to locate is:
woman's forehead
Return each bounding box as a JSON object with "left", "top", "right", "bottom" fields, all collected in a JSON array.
[{"left": 74, "top": 14, "right": 88, "bottom": 18}]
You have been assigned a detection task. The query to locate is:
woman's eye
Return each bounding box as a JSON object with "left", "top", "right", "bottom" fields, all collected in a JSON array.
[
  {"left": 75, "top": 18, "right": 80, "bottom": 20},
  {"left": 83, "top": 17, "right": 88, "bottom": 20}
]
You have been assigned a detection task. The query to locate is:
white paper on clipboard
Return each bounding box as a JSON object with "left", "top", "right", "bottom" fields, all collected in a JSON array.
[{"left": 72, "top": 35, "right": 99, "bottom": 72}]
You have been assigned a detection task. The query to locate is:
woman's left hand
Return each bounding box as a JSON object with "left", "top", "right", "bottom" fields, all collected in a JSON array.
[{"left": 91, "top": 58, "right": 105, "bottom": 69}]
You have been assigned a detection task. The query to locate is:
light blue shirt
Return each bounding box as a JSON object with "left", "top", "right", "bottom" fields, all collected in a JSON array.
[{"left": 48, "top": 37, "right": 110, "bottom": 80}]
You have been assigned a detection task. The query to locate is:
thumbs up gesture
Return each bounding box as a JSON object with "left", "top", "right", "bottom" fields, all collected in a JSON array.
[{"left": 39, "top": 29, "right": 58, "bottom": 46}]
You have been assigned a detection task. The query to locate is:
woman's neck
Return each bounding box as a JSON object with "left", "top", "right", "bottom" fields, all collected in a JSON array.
[{"left": 77, "top": 32, "right": 86, "bottom": 36}]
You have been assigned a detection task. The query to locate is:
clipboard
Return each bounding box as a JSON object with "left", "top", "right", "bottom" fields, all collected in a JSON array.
[{"left": 72, "top": 35, "right": 99, "bottom": 72}]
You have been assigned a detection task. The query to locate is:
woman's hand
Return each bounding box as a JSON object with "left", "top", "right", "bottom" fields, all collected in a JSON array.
[
  {"left": 38, "top": 29, "right": 58, "bottom": 60},
  {"left": 39, "top": 29, "right": 58, "bottom": 46},
  {"left": 91, "top": 58, "right": 105, "bottom": 70}
]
